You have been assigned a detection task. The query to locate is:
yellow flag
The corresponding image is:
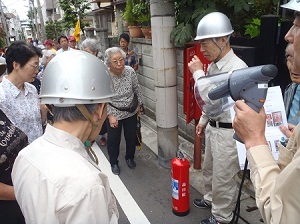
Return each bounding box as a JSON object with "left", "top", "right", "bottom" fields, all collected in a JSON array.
[{"left": 73, "top": 19, "right": 80, "bottom": 42}]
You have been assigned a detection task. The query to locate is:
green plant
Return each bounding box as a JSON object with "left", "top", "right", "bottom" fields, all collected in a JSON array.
[
  {"left": 26, "top": 6, "right": 37, "bottom": 37},
  {"left": 58, "top": 0, "right": 91, "bottom": 33},
  {"left": 0, "top": 29, "right": 6, "bottom": 47},
  {"left": 244, "top": 18, "right": 261, "bottom": 38},
  {"left": 45, "top": 20, "right": 63, "bottom": 40},
  {"left": 170, "top": 0, "right": 279, "bottom": 47},
  {"left": 122, "top": 0, "right": 140, "bottom": 26},
  {"left": 133, "top": 1, "right": 151, "bottom": 28}
]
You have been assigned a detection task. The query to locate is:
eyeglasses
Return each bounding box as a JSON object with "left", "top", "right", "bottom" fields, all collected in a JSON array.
[
  {"left": 27, "top": 63, "right": 39, "bottom": 70},
  {"left": 111, "top": 58, "right": 124, "bottom": 65}
]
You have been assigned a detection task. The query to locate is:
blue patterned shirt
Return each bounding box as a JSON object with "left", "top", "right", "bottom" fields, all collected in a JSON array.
[
  {"left": 125, "top": 50, "right": 138, "bottom": 69},
  {"left": 287, "top": 85, "right": 300, "bottom": 125}
]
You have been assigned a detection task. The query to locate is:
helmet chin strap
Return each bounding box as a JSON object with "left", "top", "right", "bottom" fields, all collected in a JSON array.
[
  {"left": 212, "top": 35, "right": 230, "bottom": 62},
  {"left": 76, "top": 104, "right": 102, "bottom": 165},
  {"left": 76, "top": 104, "right": 100, "bottom": 131}
]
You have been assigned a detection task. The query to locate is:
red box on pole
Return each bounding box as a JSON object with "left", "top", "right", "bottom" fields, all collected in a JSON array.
[{"left": 183, "top": 42, "right": 210, "bottom": 124}]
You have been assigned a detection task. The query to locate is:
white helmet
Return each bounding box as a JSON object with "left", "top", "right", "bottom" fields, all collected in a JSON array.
[
  {"left": 195, "top": 12, "right": 234, "bottom": 40},
  {"left": 40, "top": 50, "right": 115, "bottom": 107},
  {"left": 281, "top": 0, "right": 300, "bottom": 11}
]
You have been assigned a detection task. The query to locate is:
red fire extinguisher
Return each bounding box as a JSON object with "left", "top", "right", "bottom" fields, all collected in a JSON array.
[{"left": 171, "top": 150, "right": 190, "bottom": 216}]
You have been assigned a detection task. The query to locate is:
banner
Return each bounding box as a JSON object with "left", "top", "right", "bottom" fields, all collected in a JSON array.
[{"left": 73, "top": 19, "right": 80, "bottom": 42}]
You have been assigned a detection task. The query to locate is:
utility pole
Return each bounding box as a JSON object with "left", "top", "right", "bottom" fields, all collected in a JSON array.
[
  {"left": 30, "top": 0, "right": 40, "bottom": 40},
  {"left": 36, "top": 0, "right": 46, "bottom": 40},
  {"left": 52, "top": 0, "right": 57, "bottom": 38},
  {"left": 28, "top": 0, "right": 36, "bottom": 39},
  {"left": 0, "top": 0, "right": 10, "bottom": 45},
  {"left": 150, "top": 0, "right": 178, "bottom": 168}
]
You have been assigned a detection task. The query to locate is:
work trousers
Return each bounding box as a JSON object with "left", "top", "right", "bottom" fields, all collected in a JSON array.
[
  {"left": 202, "top": 124, "right": 240, "bottom": 223},
  {"left": 107, "top": 114, "right": 137, "bottom": 165}
]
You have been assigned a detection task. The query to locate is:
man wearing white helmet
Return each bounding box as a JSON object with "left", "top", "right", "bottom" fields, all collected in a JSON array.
[
  {"left": 11, "top": 50, "right": 119, "bottom": 223},
  {"left": 233, "top": 0, "right": 300, "bottom": 223},
  {"left": 188, "top": 12, "right": 248, "bottom": 224}
]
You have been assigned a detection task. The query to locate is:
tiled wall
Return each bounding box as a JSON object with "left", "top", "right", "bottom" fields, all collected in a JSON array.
[{"left": 131, "top": 38, "right": 195, "bottom": 143}]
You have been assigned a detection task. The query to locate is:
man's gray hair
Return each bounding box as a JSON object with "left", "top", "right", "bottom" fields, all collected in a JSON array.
[
  {"left": 104, "top": 47, "right": 126, "bottom": 66},
  {"left": 52, "top": 104, "right": 99, "bottom": 123}
]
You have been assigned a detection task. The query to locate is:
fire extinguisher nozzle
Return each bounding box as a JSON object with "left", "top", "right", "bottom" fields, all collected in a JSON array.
[{"left": 176, "top": 150, "right": 185, "bottom": 160}]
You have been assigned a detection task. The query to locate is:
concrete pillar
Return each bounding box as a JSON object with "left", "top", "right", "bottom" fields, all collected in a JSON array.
[
  {"left": 95, "top": 28, "right": 109, "bottom": 53},
  {"left": 150, "top": 0, "right": 178, "bottom": 168},
  {"left": 85, "top": 27, "right": 95, "bottom": 38}
]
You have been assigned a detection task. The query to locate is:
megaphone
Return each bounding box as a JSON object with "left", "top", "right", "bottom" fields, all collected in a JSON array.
[{"left": 194, "top": 64, "right": 278, "bottom": 142}]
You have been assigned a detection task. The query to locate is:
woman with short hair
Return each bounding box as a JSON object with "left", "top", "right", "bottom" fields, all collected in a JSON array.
[
  {"left": 104, "top": 47, "right": 144, "bottom": 175},
  {"left": 81, "top": 38, "right": 103, "bottom": 60},
  {"left": 0, "top": 41, "right": 46, "bottom": 143},
  {"left": 0, "top": 60, "right": 27, "bottom": 224},
  {"left": 119, "top": 33, "right": 139, "bottom": 71}
]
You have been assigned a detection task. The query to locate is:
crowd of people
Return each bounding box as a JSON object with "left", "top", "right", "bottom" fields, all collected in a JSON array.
[
  {"left": 1, "top": 0, "right": 300, "bottom": 223},
  {"left": 0, "top": 32, "right": 144, "bottom": 223}
]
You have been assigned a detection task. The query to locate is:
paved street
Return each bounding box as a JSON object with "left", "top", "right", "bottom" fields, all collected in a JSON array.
[
  {"left": 94, "top": 137, "right": 211, "bottom": 224},
  {"left": 92, "top": 116, "right": 263, "bottom": 224}
]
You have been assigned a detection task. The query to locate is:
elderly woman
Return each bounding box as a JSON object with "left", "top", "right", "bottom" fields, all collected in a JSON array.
[
  {"left": 0, "top": 41, "right": 46, "bottom": 143},
  {"left": 0, "top": 61, "right": 27, "bottom": 224},
  {"left": 81, "top": 38, "right": 103, "bottom": 61},
  {"left": 104, "top": 47, "right": 143, "bottom": 175}
]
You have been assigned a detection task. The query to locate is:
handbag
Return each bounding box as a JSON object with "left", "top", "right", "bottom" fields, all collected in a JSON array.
[
  {"left": 128, "top": 93, "right": 139, "bottom": 113},
  {"left": 0, "top": 110, "right": 28, "bottom": 169},
  {"left": 109, "top": 93, "right": 139, "bottom": 113}
]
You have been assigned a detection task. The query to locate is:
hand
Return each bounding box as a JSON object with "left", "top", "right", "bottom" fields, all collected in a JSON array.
[
  {"left": 108, "top": 115, "right": 118, "bottom": 128},
  {"left": 139, "top": 104, "right": 145, "bottom": 115},
  {"left": 233, "top": 100, "right": 267, "bottom": 149},
  {"left": 188, "top": 55, "right": 203, "bottom": 74},
  {"left": 195, "top": 123, "right": 205, "bottom": 137},
  {"left": 127, "top": 50, "right": 134, "bottom": 57},
  {"left": 279, "top": 123, "right": 296, "bottom": 138}
]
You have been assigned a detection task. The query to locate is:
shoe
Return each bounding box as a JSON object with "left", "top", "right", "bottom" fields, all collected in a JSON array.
[
  {"left": 126, "top": 159, "right": 136, "bottom": 169},
  {"left": 193, "top": 198, "right": 212, "bottom": 209},
  {"left": 100, "top": 136, "right": 107, "bottom": 146},
  {"left": 111, "top": 164, "right": 120, "bottom": 175},
  {"left": 200, "top": 216, "right": 223, "bottom": 224}
]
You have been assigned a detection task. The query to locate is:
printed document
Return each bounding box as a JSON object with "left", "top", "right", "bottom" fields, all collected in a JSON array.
[{"left": 230, "top": 86, "right": 288, "bottom": 169}]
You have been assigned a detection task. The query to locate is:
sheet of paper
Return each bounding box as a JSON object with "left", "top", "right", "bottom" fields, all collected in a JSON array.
[{"left": 230, "top": 86, "right": 288, "bottom": 169}]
